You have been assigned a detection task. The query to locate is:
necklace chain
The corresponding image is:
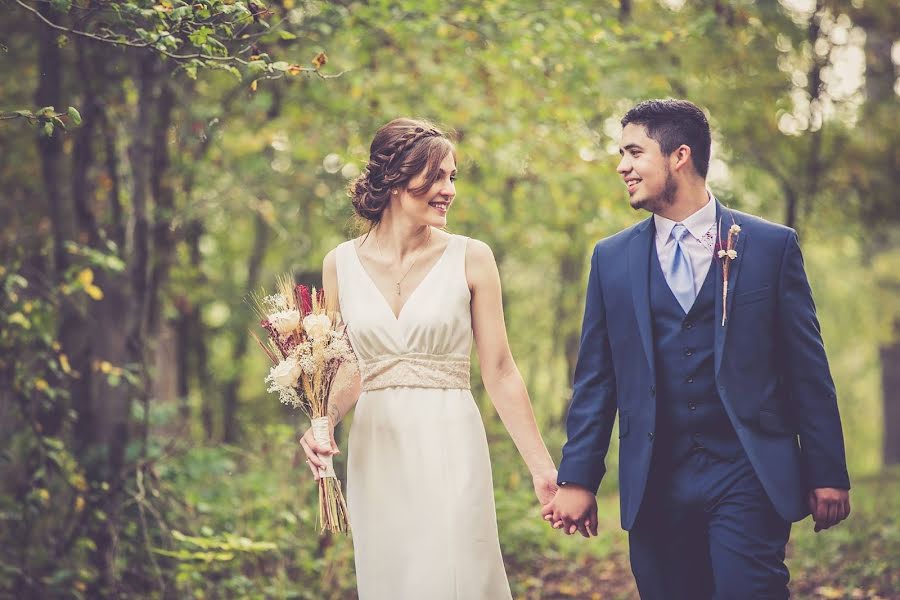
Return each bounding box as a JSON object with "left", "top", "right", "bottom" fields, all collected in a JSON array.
[{"left": 376, "top": 227, "right": 432, "bottom": 296}]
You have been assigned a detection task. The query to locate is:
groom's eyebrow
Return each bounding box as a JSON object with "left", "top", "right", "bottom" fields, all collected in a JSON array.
[{"left": 620, "top": 143, "right": 643, "bottom": 155}]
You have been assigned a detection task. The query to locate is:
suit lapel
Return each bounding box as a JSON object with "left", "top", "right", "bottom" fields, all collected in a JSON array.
[
  {"left": 714, "top": 203, "right": 746, "bottom": 375},
  {"left": 629, "top": 217, "right": 656, "bottom": 377}
]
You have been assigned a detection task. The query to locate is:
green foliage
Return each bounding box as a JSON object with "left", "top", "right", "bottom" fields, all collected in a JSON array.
[
  {"left": 789, "top": 468, "right": 900, "bottom": 597},
  {"left": 0, "top": 260, "right": 95, "bottom": 596},
  {"left": 0, "top": 105, "right": 82, "bottom": 135},
  {"left": 1, "top": 0, "right": 898, "bottom": 596},
  {"left": 146, "top": 423, "right": 356, "bottom": 599}
]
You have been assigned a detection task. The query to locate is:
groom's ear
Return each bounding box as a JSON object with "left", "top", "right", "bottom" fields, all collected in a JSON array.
[{"left": 671, "top": 144, "right": 693, "bottom": 174}]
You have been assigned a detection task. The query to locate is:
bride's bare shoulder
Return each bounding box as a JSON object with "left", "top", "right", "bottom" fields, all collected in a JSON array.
[
  {"left": 463, "top": 237, "right": 496, "bottom": 265},
  {"left": 462, "top": 238, "right": 499, "bottom": 290},
  {"left": 322, "top": 244, "right": 344, "bottom": 278}
]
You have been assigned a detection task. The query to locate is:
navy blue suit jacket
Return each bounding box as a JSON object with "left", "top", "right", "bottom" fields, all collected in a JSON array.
[{"left": 558, "top": 202, "right": 851, "bottom": 530}]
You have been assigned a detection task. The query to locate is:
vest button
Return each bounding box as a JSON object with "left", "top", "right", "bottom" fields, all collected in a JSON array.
[
  {"left": 689, "top": 402, "right": 697, "bottom": 411},
  {"left": 687, "top": 376, "right": 694, "bottom": 383},
  {"left": 647, "top": 432, "right": 655, "bottom": 441},
  {"left": 684, "top": 321, "right": 694, "bottom": 330},
  {"left": 684, "top": 347, "right": 694, "bottom": 356},
  {"left": 650, "top": 385, "right": 656, "bottom": 396}
]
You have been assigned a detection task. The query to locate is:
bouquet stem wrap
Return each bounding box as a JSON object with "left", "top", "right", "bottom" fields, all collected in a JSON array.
[
  {"left": 311, "top": 417, "right": 337, "bottom": 479},
  {"left": 312, "top": 415, "right": 350, "bottom": 534}
]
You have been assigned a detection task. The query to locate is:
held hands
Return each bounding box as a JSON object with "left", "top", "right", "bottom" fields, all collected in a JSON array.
[
  {"left": 298, "top": 416, "right": 339, "bottom": 481},
  {"left": 541, "top": 484, "right": 599, "bottom": 538},
  {"left": 532, "top": 469, "right": 560, "bottom": 506},
  {"left": 808, "top": 487, "right": 850, "bottom": 532}
]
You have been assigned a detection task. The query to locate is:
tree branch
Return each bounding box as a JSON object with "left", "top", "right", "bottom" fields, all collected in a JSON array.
[{"left": 13, "top": 0, "right": 342, "bottom": 78}]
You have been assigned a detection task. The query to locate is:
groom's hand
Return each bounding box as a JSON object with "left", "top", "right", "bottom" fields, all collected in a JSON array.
[
  {"left": 541, "top": 485, "right": 598, "bottom": 538},
  {"left": 808, "top": 488, "right": 851, "bottom": 532}
]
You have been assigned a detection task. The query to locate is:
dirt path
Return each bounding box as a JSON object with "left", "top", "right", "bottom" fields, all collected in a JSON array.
[{"left": 512, "top": 549, "right": 899, "bottom": 599}]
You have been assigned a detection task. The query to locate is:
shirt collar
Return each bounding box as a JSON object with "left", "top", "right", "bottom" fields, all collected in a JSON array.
[{"left": 654, "top": 191, "right": 717, "bottom": 244}]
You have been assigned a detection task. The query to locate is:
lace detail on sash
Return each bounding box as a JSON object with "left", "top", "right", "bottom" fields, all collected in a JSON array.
[{"left": 360, "top": 353, "right": 470, "bottom": 391}]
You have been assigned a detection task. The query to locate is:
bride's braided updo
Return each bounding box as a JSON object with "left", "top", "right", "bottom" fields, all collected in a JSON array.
[{"left": 349, "top": 118, "right": 455, "bottom": 224}]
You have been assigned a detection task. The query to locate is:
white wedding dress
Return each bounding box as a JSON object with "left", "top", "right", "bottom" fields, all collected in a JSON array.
[{"left": 335, "top": 234, "right": 512, "bottom": 600}]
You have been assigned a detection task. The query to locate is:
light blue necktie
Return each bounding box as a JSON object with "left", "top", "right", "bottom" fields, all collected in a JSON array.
[{"left": 667, "top": 224, "right": 696, "bottom": 313}]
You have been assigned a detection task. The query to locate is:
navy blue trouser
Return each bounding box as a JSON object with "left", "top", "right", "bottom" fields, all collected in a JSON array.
[{"left": 628, "top": 450, "right": 791, "bottom": 600}]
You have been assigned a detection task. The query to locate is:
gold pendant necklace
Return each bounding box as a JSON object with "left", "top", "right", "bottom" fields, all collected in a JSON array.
[{"left": 388, "top": 228, "right": 431, "bottom": 296}]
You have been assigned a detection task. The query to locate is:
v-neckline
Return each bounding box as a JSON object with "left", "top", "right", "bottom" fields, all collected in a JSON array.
[{"left": 351, "top": 234, "right": 455, "bottom": 322}]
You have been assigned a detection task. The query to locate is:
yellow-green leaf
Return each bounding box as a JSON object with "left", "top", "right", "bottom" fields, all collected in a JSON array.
[
  {"left": 85, "top": 284, "right": 104, "bottom": 300},
  {"left": 76, "top": 268, "right": 94, "bottom": 287},
  {"left": 9, "top": 312, "right": 30, "bottom": 329}
]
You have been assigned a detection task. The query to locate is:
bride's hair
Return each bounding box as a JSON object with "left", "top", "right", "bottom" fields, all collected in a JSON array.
[{"left": 349, "top": 118, "right": 455, "bottom": 225}]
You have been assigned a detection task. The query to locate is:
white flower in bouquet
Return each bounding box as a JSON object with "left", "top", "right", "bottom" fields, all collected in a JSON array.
[
  {"left": 268, "top": 309, "right": 301, "bottom": 336},
  {"left": 262, "top": 293, "right": 289, "bottom": 313},
  {"left": 325, "top": 337, "right": 352, "bottom": 362},
  {"left": 298, "top": 352, "right": 316, "bottom": 375},
  {"left": 303, "top": 313, "right": 332, "bottom": 340},
  {"left": 311, "top": 337, "right": 329, "bottom": 369},
  {"left": 267, "top": 355, "right": 303, "bottom": 390},
  {"left": 292, "top": 341, "right": 312, "bottom": 356}
]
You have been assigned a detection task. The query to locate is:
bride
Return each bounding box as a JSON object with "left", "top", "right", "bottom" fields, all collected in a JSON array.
[{"left": 299, "top": 118, "right": 556, "bottom": 599}]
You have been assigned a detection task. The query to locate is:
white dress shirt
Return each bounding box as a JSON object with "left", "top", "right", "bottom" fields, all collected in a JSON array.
[{"left": 654, "top": 194, "right": 718, "bottom": 297}]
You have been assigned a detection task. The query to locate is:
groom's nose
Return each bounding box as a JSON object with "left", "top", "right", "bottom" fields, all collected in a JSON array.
[{"left": 616, "top": 155, "right": 630, "bottom": 175}]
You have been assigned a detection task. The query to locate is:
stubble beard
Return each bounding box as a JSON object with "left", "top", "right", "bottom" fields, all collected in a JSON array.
[{"left": 631, "top": 167, "right": 678, "bottom": 214}]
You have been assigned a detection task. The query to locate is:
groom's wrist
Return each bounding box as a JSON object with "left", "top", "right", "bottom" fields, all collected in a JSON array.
[
  {"left": 557, "top": 460, "right": 605, "bottom": 494},
  {"left": 557, "top": 481, "right": 592, "bottom": 494}
]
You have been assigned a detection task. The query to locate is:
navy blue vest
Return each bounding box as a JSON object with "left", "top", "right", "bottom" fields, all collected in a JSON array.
[{"left": 650, "top": 245, "right": 743, "bottom": 466}]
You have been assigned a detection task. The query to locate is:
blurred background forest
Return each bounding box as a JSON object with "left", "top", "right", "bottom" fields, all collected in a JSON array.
[{"left": 1, "top": 0, "right": 898, "bottom": 598}]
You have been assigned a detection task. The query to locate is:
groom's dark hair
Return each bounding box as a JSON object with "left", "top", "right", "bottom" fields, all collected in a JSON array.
[{"left": 621, "top": 99, "right": 711, "bottom": 178}]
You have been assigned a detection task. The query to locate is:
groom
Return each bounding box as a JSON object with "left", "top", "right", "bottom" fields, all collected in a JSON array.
[{"left": 543, "top": 99, "right": 851, "bottom": 598}]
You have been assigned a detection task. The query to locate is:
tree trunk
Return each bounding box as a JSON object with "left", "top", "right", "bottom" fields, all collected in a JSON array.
[
  {"left": 175, "top": 299, "right": 192, "bottom": 422},
  {"left": 101, "top": 111, "right": 126, "bottom": 249},
  {"left": 34, "top": 3, "right": 78, "bottom": 440},
  {"left": 857, "top": 1, "right": 900, "bottom": 467},
  {"left": 619, "top": 0, "right": 631, "bottom": 23},
  {"left": 183, "top": 222, "right": 216, "bottom": 440},
  {"left": 147, "top": 82, "right": 177, "bottom": 335},
  {"left": 81, "top": 51, "right": 160, "bottom": 596},
  {"left": 882, "top": 319, "right": 900, "bottom": 466},
  {"left": 222, "top": 211, "right": 270, "bottom": 443},
  {"left": 784, "top": 185, "right": 799, "bottom": 231},
  {"left": 554, "top": 225, "right": 587, "bottom": 424},
  {"left": 800, "top": 2, "right": 826, "bottom": 232},
  {"left": 145, "top": 82, "right": 179, "bottom": 437},
  {"left": 35, "top": 2, "right": 68, "bottom": 277},
  {"left": 72, "top": 38, "right": 101, "bottom": 248}
]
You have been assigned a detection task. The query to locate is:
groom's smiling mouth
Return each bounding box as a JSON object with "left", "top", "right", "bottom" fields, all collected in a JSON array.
[{"left": 625, "top": 178, "right": 642, "bottom": 194}]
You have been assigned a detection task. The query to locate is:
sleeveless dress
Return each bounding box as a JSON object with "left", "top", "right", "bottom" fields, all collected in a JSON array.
[{"left": 335, "top": 234, "right": 512, "bottom": 600}]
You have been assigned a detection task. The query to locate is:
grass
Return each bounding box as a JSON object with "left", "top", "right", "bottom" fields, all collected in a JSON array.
[
  {"left": 150, "top": 420, "right": 898, "bottom": 599},
  {"left": 498, "top": 462, "right": 900, "bottom": 599}
]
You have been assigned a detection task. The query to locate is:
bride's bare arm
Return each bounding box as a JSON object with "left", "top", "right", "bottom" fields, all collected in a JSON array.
[
  {"left": 467, "top": 239, "right": 557, "bottom": 503},
  {"left": 299, "top": 249, "right": 362, "bottom": 480}
]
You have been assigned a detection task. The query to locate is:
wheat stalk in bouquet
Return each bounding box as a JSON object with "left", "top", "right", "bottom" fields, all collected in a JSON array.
[{"left": 250, "top": 274, "right": 354, "bottom": 534}]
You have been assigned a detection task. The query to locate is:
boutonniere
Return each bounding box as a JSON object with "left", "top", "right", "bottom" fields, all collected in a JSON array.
[{"left": 716, "top": 217, "right": 741, "bottom": 326}]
